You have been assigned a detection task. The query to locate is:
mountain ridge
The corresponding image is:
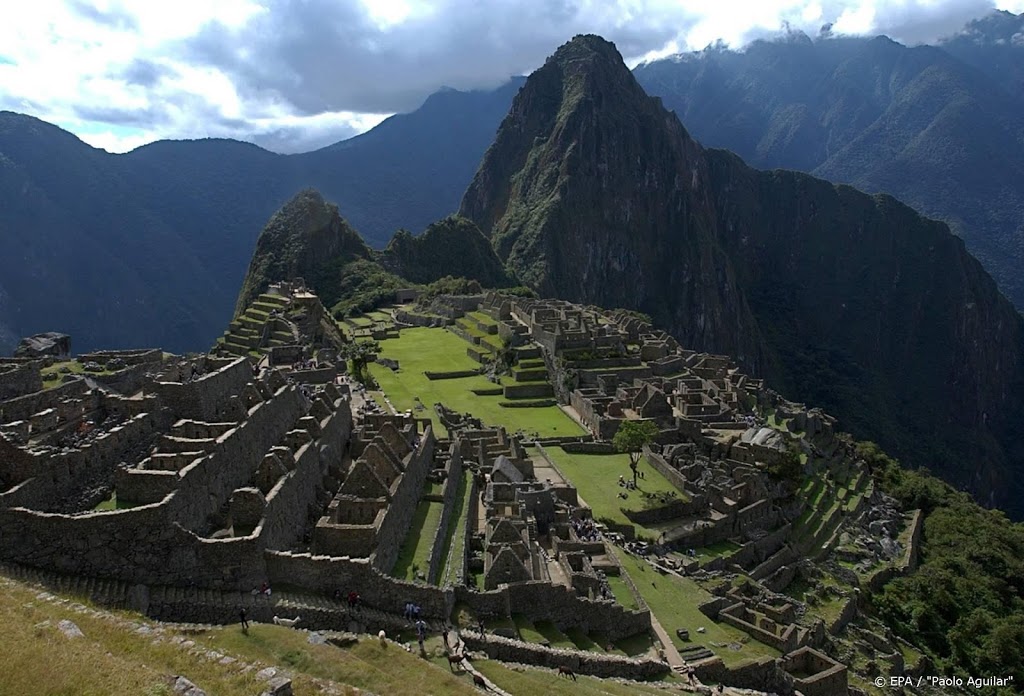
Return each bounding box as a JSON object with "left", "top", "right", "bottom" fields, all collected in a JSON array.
[{"left": 459, "top": 34, "right": 1024, "bottom": 516}]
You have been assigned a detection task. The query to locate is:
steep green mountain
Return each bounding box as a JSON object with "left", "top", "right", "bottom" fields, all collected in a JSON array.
[
  {"left": 380, "top": 216, "right": 513, "bottom": 286},
  {"left": 236, "top": 190, "right": 514, "bottom": 320},
  {"left": 234, "top": 189, "right": 376, "bottom": 314},
  {"left": 0, "top": 81, "right": 521, "bottom": 354},
  {"left": 632, "top": 17, "right": 1024, "bottom": 310},
  {"left": 460, "top": 34, "right": 1024, "bottom": 517}
]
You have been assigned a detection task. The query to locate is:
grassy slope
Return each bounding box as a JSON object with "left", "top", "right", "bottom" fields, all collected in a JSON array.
[
  {"left": 6, "top": 573, "right": 685, "bottom": 696},
  {"left": 613, "top": 550, "right": 780, "bottom": 667},
  {"left": 368, "top": 327, "right": 583, "bottom": 437},
  {"left": 0, "top": 575, "right": 481, "bottom": 696}
]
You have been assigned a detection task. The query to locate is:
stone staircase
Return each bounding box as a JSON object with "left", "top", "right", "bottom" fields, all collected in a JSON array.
[
  {"left": 0, "top": 562, "right": 134, "bottom": 609},
  {"left": 215, "top": 293, "right": 295, "bottom": 357},
  {"left": 0, "top": 561, "right": 445, "bottom": 637}
]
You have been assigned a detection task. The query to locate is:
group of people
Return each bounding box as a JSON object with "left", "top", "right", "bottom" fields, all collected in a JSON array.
[
  {"left": 292, "top": 358, "right": 318, "bottom": 371},
  {"left": 402, "top": 601, "right": 423, "bottom": 621},
  {"left": 571, "top": 516, "right": 601, "bottom": 542}
]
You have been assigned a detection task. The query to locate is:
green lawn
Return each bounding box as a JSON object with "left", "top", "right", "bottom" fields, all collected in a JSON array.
[
  {"left": 542, "top": 447, "right": 684, "bottom": 534},
  {"left": 40, "top": 360, "right": 113, "bottom": 388},
  {"left": 367, "top": 327, "right": 583, "bottom": 438},
  {"left": 533, "top": 620, "right": 576, "bottom": 649},
  {"left": 392, "top": 500, "right": 444, "bottom": 581},
  {"left": 513, "top": 614, "right": 549, "bottom": 644},
  {"left": 613, "top": 549, "right": 778, "bottom": 666},
  {"left": 92, "top": 492, "right": 141, "bottom": 511},
  {"left": 605, "top": 574, "right": 639, "bottom": 610},
  {"left": 438, "top": 472, "right": 473, "bottom": 586}
]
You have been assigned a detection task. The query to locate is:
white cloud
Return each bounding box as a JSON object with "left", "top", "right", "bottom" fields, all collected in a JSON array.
[{"left": 0, "top": 0, "right": 1020, "bottom": 154}]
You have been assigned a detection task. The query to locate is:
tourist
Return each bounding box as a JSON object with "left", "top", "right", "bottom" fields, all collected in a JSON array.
[
  {"left": 239, "top": 607, "right": 249, "bottom": 632},
  {"left": 478, "top": 617, "right": 486, "bottom": 636}
]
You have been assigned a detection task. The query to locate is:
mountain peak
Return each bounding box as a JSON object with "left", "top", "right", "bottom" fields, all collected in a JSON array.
[
  {"left": 547, "top": 34, "right": 624, "bottom": 65},
  {"left": 234, "top": 188, "right": 372, "bottom": 315}
]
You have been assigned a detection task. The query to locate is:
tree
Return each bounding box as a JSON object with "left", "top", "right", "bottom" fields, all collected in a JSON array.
[
  {"left": 613, "top": 420, "right": 659, "bottom": 486},
  {"left": 340, "top": 339, "right": 380, "bottom": 384}
]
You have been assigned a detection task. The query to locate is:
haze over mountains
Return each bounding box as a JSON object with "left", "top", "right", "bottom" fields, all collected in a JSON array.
[
  {"left": 1, "top": 12, "right": 1022, "bottom": 358},
  {"left": 0, "top": 79, "right": 523, "bottom": 355}
]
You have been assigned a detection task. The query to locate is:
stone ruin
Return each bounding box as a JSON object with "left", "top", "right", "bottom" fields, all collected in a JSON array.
[
  {"left": 436, "top": 291, "right": 933, "bottom": 693},
  {"left": 0, "top": 287, "right": 937, "bottom": 694},
  {"left": 0, "top": 290, "right": 668, "bottom": 688}
]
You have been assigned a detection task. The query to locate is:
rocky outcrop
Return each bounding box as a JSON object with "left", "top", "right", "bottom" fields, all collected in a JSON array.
[
  {"left": 460, "top": 34, "right": 1024, "bottom": 516},
  {"left": 13, "top": 332, "right": 70, "bottom": 359}
]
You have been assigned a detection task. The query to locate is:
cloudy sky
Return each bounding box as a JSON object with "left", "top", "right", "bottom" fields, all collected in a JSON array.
[{"left": 1, "top": 0, "right": 1022, "bottom": 154}]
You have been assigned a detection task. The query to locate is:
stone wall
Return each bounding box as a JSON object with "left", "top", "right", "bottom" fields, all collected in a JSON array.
[
  {"left": 694, "top": 656, "right": 795, "bottom": 695},
  {"left": 0, "top": 378, "right": 90, "bottom": 424},
  {"left": 114, "top": 468, "right": 178, "bottom": 505},
  {"left": 724, "top": 524, "right": 792, "bottom": 569},
  {"left": 0, "top": 361, "right": 42, "bottom": 400},
  {"left": 642, "top": 447, "right": 691, "bottom": 495},
  {"left": 781, "top": 647, "right": 848, "bottom": 696},
  {"left": 455, "top": 581, "right": 652, "bottom": 642},
  {"left": 90, "top": 363, "right": 155, "bottom": 395},
  {"left": 561, "top": 441, "right": 615, "bottom": 454},
  {"left": 260, "top": 399, "right": 352, "bottom": 551},
  {"left": 442, "top": 475, "right": 479, "bottom": 588},
  {"left": 0, "top": 385, "right": 306, "bottom": 589},
  {"left": 2, "top": 411, "right": 161, "bottom": 511},
  {"left": 394, "top": 309, "right": 448, "bottom": 328},
  {"left": 624, "top": 496, "right": 707, "bottom": 525},
  {"left": 459, "top": 633, "right": 669, "bottom": 679},
  {"left": 427, "top": 443, "right": 463, "bottom": 583},
  {"left": 152, "top": 358, "right": 252, "bottom": 422},
  {"left": 265, "top": 551, "right": 453, "bottom": 618},
  {"left": 719, "top": 603, "right": 802, "bottom": 652},
  {"left": 502, "top": 383, "right": 555, "bottom": 399},
  {"left": 169, "top": 385, "right": 306, "bottom": 529},
  {"left": 867, "top": 509, "right": 924, "bottom": 593},
  {"left": 372, "top": 426, "right": 435, "bottom": 573}
]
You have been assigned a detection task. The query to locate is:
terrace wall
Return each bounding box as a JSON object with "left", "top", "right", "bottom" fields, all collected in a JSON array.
[
  {"left": 151, "top": 357, "right": 252, "bottom": 422},
  {"left": 371, "top": 427, "right": 435, "bottom": 573},
  {"left": 427, "top": 444, "right": 463, "bottom": 583},
  {"left": 459, "top": 634, "right": 669, "bottom": 679}
]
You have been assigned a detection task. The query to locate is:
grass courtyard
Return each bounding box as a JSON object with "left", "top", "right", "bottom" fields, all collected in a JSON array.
[
  {"left": 541, "top": 447, "right": 684, "bottom": 535},
  {"left": 367, "top": 327, "right": 583, "bottom": 438},
  {"left": 613, "top": 550, "right": 779, "bottom": 666},
  {"left": 392, "top": 500, "right": 444, "bottom": 581},
  {"left": 438, "top": 472, "right": 473, "bottom": 586}
]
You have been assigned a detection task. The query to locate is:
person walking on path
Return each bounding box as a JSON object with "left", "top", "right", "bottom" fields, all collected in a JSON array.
[{"left": 239, "top": 607, "right": 249, "bottom": 633}]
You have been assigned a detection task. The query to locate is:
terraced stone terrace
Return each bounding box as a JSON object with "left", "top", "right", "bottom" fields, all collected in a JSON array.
[
  {"left": 367, "top": 326, "right": 583, "bottom": 438},
  {"left": 1, "top": 288, "right": 932, "bottom": 695}
]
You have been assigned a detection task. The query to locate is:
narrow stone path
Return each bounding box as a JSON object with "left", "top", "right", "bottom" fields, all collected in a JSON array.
[
  {"left": 647, "top": 612, "right": 686, "bottom": 669},
  {"left": 448, "top": 630, "right": 513, "bottom": 696}
]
